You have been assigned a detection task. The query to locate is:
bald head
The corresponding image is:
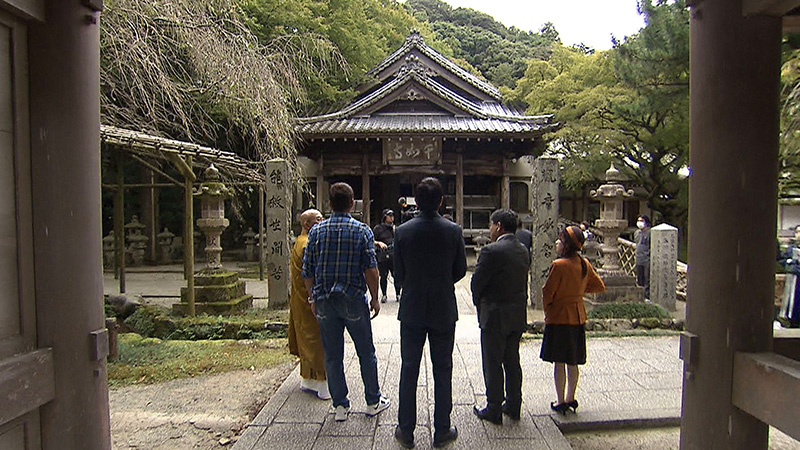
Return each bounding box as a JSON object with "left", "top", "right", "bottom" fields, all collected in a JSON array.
[{"left": 299, "top": 209, "right": 323, "bottom": 232}]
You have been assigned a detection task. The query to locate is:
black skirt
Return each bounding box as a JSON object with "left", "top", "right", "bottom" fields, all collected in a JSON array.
[{"left": 540, "top": 324, "right": 587, "bottom": 365}]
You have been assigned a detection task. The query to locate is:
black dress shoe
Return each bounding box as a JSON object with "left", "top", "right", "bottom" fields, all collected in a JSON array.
[
  {"left": 502, "top": 403, "right": 521, "bottom": 420},
  {"left": 394, "top": 426, "right": 415, "bottom": 449},
  {"left": 473, "top": 405, "right": 502, "bottom": 425},
  {"left": 433, "top": 426, "right": 458, "bottom": 448}
]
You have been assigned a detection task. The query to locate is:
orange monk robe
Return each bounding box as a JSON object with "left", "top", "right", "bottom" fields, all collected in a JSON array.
[{"left": 288, "top": 231, "right": 326, "bottom": 380}]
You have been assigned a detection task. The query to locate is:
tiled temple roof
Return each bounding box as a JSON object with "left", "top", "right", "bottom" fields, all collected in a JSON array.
[{"left": 295, "top": 32, "right": 557, "bottom": 138}]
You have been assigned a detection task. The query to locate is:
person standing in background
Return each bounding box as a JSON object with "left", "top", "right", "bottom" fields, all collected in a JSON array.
[
  {"left": 634, "top": 215, "right": 652, "bottom": 301},
  {"left": 373, "top": 209, "right": 400, "bottom": 303},
  {"left": 288, "top": 209, "right": 329, "bottom": 400}
]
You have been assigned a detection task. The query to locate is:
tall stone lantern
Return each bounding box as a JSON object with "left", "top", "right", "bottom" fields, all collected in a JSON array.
[
  {"left": 196, "top": 164, "right": 230, "bottom": 271},
  {"left": 173, "top": 163, "right": 253, "bottom": 316},
  {"left": 590, "top": 164, "right": 644, "bottom": 303}
]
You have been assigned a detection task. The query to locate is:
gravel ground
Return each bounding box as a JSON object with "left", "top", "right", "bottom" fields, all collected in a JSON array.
[{"left": 110, "top": 361, "right": 295, "bottom": 449}]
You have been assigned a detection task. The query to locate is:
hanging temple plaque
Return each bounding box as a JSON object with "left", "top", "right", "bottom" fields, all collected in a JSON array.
[{"left": 383, "top": 137, "right": 442, "bottom": 166}]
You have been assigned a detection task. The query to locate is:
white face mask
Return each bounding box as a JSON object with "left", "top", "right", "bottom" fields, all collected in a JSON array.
[{"left": 636, "top": 221, "right": 645, "bottom": 229}]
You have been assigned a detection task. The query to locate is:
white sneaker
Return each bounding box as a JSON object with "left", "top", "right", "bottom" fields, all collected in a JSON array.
[
  {"left": 315, "top": 379, "right": 331, "bottom": 400},
  {"left": 334, "top": 404, "right": 350, "bottom": 422},
  {"left": 381, "top": 295, "right": 387, "bottom": 303},
  {"left": 365, "top": 396, "right": 391, "bottom": 417},
  {"left": 300, "top": 377, "right": 315, "bottom": 393}
]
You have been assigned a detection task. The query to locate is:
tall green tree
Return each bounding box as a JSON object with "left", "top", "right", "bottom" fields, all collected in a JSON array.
[
  {"left": 404, "top": 0, "right": 559, "bottom": 88},
  {"left": 779, "top": 36, "right": 800, "bottom": 199},
  {"left": 509, "top": 0, "right": 690, "bottom": 228},
  {"left": 242, "top": 0, "right": 429, "bottom": 111}
]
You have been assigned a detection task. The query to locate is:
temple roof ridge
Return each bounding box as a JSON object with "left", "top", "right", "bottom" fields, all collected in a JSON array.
[
  {"left": 295, "top": 60, "right": 552, "bottom": 125},
  {"left": 366, "top": 30, "right": 502, "bottom": 101}
]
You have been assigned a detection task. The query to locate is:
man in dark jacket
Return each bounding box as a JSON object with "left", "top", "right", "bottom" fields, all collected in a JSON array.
[
  {"left": 393, "top": 177, "right": 467, "bottom": 449},
  {"left": 373, "top": 209, "right": 400, "bottom": 302},
  {"left": 471, "top": 209, "right": 531, "bottom": 425}
]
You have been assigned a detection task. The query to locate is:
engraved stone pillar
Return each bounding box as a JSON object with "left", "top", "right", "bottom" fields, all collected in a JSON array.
[
  {"left": 651, "top": 223, "right": 678, "bottom": 311},
  {"left": 265, "top": 159, "right": 291, "bottom": 309},
  {"left": 531, "top": 157, "right": 559, "bottom": 309}
]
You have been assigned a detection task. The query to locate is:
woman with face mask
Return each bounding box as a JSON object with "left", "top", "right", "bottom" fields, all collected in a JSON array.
[
  {"left": 634, "top": 215, "right": 652, "bottom": 300},
  {"left": 540, "top": 226, "right": 606, "bottom": 415}
]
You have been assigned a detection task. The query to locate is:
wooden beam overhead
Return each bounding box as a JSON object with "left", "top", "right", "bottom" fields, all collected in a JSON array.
[
  {"left": 784, "top": 15, "right": 800, "bottom": 33},
  {"left": 743, "top": 0, "right": 800, "bottom": 16}
]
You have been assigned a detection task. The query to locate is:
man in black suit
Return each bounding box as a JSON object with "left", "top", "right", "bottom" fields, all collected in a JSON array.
[
  {"left": 393, "top": 177, "right": 467, "bottom": 449},
  {"left": 471, "top": 209, "right": 530, "bottom": 425}
]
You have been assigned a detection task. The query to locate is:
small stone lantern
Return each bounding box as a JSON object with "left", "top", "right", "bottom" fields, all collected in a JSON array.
[
  {"left": 102, "top": 230, "right": 116, "bottom": 270},
  {"left": 156, "top": 227, "right": 175, "bottom": 264},
  {"left": 125, "top": 215, "right": 148, "bottom": 266},
  {"left": 243, "top": 227, "right": 257, "bottom": 261},
  {"left": 195, "top": 164, "right": 230, "bottom": 271},
  {"left": 589, "top": 164, "right": 644, "bottom": 303}
]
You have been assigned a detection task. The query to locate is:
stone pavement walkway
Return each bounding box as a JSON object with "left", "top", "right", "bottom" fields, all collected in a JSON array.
[{"left": 232, "top": 276, "right": 682, "bottom": 450}]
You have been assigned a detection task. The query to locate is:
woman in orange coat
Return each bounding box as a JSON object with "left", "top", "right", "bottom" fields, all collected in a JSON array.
[{"left": 540, "top": 225, "right": 605, "bottom": 414}]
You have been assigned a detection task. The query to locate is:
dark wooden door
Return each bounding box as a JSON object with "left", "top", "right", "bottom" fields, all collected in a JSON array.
[{"left": 0, "top": 6, "right": 54, "bottom": 449}]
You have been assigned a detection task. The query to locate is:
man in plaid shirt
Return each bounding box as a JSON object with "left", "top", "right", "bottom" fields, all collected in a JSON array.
[{"left": 302, "top": 182, "right": 390, "bottom": 422}]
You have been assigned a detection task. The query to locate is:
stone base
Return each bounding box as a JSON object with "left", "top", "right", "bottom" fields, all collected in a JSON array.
[
  {"left": 172, "top": 295, "right": 253, "bottom": 316},
  {"left": 590, "top": 269, "right": 645, "bottom": 303},
  {"left": 174, "top": 269, "right": 253, "bottom": 315}
]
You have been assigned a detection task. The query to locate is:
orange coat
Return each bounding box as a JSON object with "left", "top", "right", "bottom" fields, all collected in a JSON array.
[{"left": 542, "top": 256, "right": 605, "bottom": 325}]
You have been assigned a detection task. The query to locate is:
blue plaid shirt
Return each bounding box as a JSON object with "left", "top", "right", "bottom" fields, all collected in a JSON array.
[{"left": 302, "top": 212, "right": 378, "bottom": 302}]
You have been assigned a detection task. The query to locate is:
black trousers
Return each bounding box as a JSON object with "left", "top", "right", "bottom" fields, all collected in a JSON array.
[
  {"left": 636, "top": 263, "right": 650, "bottom": 298},
  {"left": 480, "top": 329, "right": 523, "bottom": 413},
  {"left": 398, "top": 322, "right": 455, "bottom": 435},
  {"left": 378, "top": 259, "right": 400, "bottom": 297}
]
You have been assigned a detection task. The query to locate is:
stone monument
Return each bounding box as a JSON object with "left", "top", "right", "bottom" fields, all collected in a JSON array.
[
  {"left": 173, "top": 164, "right": 253, "bottom": 315},
  {"left": 590, "top": 164, "right": 645, "bottom": 303},
  {"left": 264, "top": 159, "right": 291, "bottom": 309},
  {"left": 531, "top": 157, "right": 560, "bottom": 309},
  {"left": 650, "top": 223, "right": 678, "bottom": 311}
]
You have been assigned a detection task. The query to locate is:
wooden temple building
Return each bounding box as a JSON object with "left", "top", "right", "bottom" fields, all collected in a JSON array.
[{"left": 294, "top": 31, "right": 558, "bottom": 239}]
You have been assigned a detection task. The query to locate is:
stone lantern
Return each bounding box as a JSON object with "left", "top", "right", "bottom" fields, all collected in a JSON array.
[
  {"left": 195, "top": 164, "right": 230, "bottom": 271},
  {"left": 156, "top": 227, "right": 175, "bottom": 264},
  {"left": 243, "top": 227, "right": 257, "bottom": 261},
  {"left": 102, "top": 230, "right": 116, "bottom": 270},
  {"left": 124, "top": 215, "right": 148, "bottom": 266},
  {"left": 590, "top": 164, "right": 644, "bottom": 303},
  {"left": 173, "top": 163, "right": 252, "bottom": 316}
]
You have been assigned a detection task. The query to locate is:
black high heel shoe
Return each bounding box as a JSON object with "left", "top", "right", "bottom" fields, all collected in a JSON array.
[
  {"left": 567, "top": 400, "right": 579, "bottom": 413},
  {"left": 550, "top": 401, "right": 569, "bottom": 415}
]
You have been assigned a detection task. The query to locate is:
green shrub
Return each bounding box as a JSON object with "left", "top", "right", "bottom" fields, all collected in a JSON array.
[
  {"left": 588, "top": 302, "right": 670, "bottom": 320},
  {"left": 122, "top": 305, "right": 288, "bottom": 340}
]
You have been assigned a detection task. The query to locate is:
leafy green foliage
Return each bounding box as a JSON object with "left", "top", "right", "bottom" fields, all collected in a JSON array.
[
  {"left": 780, "top": 36, "right": 800, "bottom": 198},
  {"left": 241, "top": 0, "right": 430, "bottom": 111},
  {"left": 108, "top": 334, "right": 293, "bottom": 387},
  {"left": 404, "top": 0, "right": 559, "bottom": 88},
  {"left": 588, "top": 302, "right": 671, "bottom": 320},
  {"left": 507, "top": 0, "right": 689, "bottom": 229}
]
